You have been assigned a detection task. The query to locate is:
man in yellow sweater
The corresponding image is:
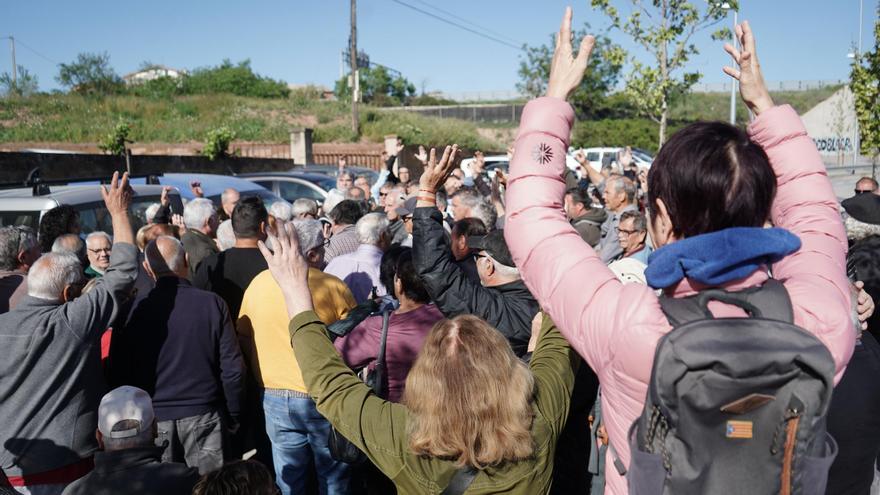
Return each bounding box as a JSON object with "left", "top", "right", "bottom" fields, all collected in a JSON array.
[{"left": 238, "top": 219, "right": 356, "bottom": 495}]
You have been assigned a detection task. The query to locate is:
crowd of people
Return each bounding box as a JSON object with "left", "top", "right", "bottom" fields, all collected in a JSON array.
[{"left": 1, "top": 8, "right": 879, "bottom": 495}]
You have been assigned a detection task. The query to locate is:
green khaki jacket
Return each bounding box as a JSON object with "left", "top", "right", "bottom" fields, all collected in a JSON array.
[{"left": 289, "top": 311, "right": 579, "bottom": 494}]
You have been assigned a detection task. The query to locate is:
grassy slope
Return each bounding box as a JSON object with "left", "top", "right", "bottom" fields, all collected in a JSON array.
[{"left": 0, "top": 85, "right": 841, "bottom": 149}]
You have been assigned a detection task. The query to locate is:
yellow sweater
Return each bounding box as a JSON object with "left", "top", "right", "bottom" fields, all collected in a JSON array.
[{"left": 237, "top": 268, "right": 356, "bottom": 392}]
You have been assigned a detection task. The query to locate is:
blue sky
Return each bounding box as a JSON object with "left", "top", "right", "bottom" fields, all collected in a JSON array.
[{"left": 1, "top": 0, "right": 877, "bottom": 95}]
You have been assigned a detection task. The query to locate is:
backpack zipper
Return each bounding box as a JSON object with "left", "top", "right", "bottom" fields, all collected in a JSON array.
[{"left": 779, "top": 407, "right": 801, "bottom": 495}]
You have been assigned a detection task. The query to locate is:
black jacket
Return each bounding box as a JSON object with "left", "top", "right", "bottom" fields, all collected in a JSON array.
[
  {"left": 181, "top": 230, "right": 219, "bottom": 279},
  {"left": 412, "top": 207, "right": 539, "bottom": 356},
  {"left": 61, "top": 445, "right": 199, "bottom": 495}
]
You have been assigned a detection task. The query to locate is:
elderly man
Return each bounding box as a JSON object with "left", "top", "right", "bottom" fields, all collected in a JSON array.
[
  {"left": 450, "top": 217, "right": 487, "bottom": 283},
  {"left": 596, "top": 175, "right": 638, "bottom": 263},
  {"left": 291, "top": 198, "right": 318, "bottom": 220},
  {"left": 220, "top": 188, "right": 240, "bottom": 221},
  {"left": 325, "top": 171, "right": 354, "bottom": 210},
  {"left": 181, "top": 198, "right": 219, "bottom": 278},
  {"left": 325, "top": 200, "right": 366, "bottom": 263},
  {"left": 564, "top": 188, "right": 607, "bottom": 247},
  {"left": 52, "top": 233, "right": 87, "bottom": 263},
  {"left": 0, "top": 173, "right": 136, "bottom": 494},
  {"left": 270, "top": 201, "right": 293, "bottom": 223},
  {"left": 354, "top": 175, "right": 371, "bottom": 200},
  {"left": 61, "top": 386, "right": 199, "bottom": 495},
  {"left": 238, "top": 219, "right": 356, "bottom": 495},
  {"left": 110, "top": 235, "right": 244, "bottom": 474},
  {"left": 450, "top": 188, "right": 497, "bottom": 231},
  {"left": 324, "top": 212, "right": 390, "bottom": 303},
  {"left": 614, "top": 210, "right": 651, "bottom": 264},
  {"left": 85, "top": 232, "right": 113, "bottom": 278},
  {"left": 383, "top": 185, "right": 409, "bottom": 246},
  {"left": 193, "top": 197, "right": 269, "bottom": 321},
  {"left": 394, "top": 197, "right": 417, "bottom": 247},
  {"left": 0, "top": 226, "right": 40, "bottom": 314}
]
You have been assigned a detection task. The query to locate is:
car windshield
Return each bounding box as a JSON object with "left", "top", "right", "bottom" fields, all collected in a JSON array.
[{"left": 0, "top": 211, "right": 41, "bottom": 229}]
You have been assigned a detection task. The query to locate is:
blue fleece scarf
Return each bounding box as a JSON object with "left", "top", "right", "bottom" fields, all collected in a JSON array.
[{"left": 644, "top": 227, "right": 801, "bottom": 290}]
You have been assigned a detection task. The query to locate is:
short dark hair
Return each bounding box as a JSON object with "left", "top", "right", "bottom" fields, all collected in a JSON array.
[
  {"left": 329, "top": 200, "right": 366, "bottom": 226},
  {"left": 395, "top": 250, "right": 430, "bottom": 304},
  {"left": 191, "top": 460, "right": 275, "bottom": 495},
  {"left": 231, "top": 197, "right": 268, "bottom": 239},
  {"left": 379, "top": 245, "right": 409, "bottom": 295},
  {"left": 648, "top": 121, "right": 776, "bottom": 239},
  {"left": 38, "top": 205, "right": 79, "bottom": 253},
  {"left": 452, "top": 217, "right": 488, "bottom": 239},
  {"left": 565, "top": 187, "right": 592, "bottom": 209}
]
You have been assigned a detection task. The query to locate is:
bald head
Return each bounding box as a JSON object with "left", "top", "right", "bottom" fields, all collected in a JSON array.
[{"left": 144, "top": 236, "right": 187, "bottom": 279}]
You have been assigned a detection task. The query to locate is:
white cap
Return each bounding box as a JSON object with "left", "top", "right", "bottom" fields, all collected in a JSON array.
[
  {"left": 608, "top": 257, "right": 648, "bottom": 286},
  {"left": 98, "top": 386, "right": 155, "bottom": 439}
]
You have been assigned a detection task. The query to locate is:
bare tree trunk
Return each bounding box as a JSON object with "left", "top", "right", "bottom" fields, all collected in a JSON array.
[{"left": 659, "top": 106, "right": 668, "bottom": 149}]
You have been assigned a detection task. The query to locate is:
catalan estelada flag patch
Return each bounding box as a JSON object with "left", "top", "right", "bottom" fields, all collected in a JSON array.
[{"left": 726, "top": 420, "right": 753, "bottom": 439}]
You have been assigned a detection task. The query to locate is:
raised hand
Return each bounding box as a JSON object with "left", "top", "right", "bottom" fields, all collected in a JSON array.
[
  {"left": 414, "top": 145, "right": 428, "bottom": 165},
  {"left": 723, "top": 21, "right": 774, "bottom": 116},
  {"left": 160, "top": 186, "right": 171, "bottom": 207},
  {"left": 546, "top": 7, "right": 596, "bottom": 100},
  {"left": 258, "top": 222, "right": 314, "bottom": 318},
  {"left": 418, "top": 145, "right": 462, "bottom": 194},
  {"left": 189, "top": 181, "right": 204, "bottom": 198},
  {"left": 101, "top": 171, "right": 133, "bottom": 217}
]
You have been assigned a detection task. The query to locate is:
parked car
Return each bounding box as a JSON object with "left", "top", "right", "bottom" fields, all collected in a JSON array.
[
  {"left": 293, "top": 165, "right": 380, "bottom": 186},
  {"left": 133, "top": 173, "right": 285, "bottom": 210},
  {"left": 571, "top": 147, "right": 654, "bottom": 171},
  {"left": 0, "top": 184, "right": 184, "bottom": 234},
  {"left": 237, "top": 172, "right": 337, "bottom": 205},
  {"left": 461, "top": 154, "right": 583, "bottom": 179}
]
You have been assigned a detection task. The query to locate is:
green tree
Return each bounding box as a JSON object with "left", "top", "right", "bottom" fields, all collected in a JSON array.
[
  {"left": 334, "top": 66, "right": 416, "bottom": 106},
  {"left": 517, "top": 27, "right": 625, "bottom": 118},
  {"left": 56, "top": 52, "right": 124, "bottom": 95},
  {"left": 0, "top": 65, "right": 39, "bottom": 97},
  {"left": 850, "top": 4, "right": 880, "bottom": 166},
  {"left": 184, "top": 59, "right": 289, "bottom": 98},
  {"left": 202, "top": 127, "right": 236, "bottom": 160},
  {"left": 591, "top": 0, "right": 733, "bottom": 147},
  {"left": 98, "top": 120, "right": 133, "bottom": 156}
]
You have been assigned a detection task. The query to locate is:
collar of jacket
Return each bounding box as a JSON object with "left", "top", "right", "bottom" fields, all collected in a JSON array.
[
  {"left": 154, "top": 276, "right": 192, "bottom": 288},
  {"left": 489, "top": 279, "right": 533, "bottom": 297},
  {"left": 91, "top": 445, "right": 167, "bottom": 474}
]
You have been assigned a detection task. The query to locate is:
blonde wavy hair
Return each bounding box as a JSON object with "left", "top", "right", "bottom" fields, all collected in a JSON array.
[{"left": 402, "top": 315, "right": 536, "bottom": 469}]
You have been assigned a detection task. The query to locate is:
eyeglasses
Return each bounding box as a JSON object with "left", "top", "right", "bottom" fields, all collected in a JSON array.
[
  {"left": 855, "top": 189, "right": 874, "bottom": 195},
  {"left": 402, "top": 216, "right": 413, "bottom": 223},
  {"left": 88, "top": 248, "right": 112, "bottom": 254},
  {"left": 378, "top": 192, "right": 388, "bottom": 198},
  {"left": 617, "top": 229, "right": 643, "bottom": 236}
]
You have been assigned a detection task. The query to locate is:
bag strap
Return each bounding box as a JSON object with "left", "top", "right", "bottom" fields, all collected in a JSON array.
[
  {"left": 370, "top": 310, "right": 392, "bottom": 397},
  {"left": 660, "top": 278, "right": 794, "bottom": 327},
  {"left": 441, "top": 466, "right": 478, "bottom": 495}
]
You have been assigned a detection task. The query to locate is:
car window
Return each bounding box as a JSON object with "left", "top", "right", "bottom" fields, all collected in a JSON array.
[
  {"left": 279, "top": 181, "right": 324, "bottom": 202},
  {"left": 586, "top": 152, "right": 600, "bottom": 162},
  {"left": 76, "top": 195, "right": 172, "bottom": 235},
  {"left": 254, "top": 180, "right": 275, "bottom": 191},
  {"left": 0, "top": 211, "right": 41, "bottom": 228}
]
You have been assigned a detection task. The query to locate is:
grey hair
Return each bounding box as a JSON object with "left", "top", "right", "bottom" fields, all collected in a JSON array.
[
  {"left": 216, "top": 220, "right": 236, "bottom": 251},
  {"left": 471, "top": 202, "right": 498, "bottom": 232},
  {"left": 620, "top": 210, "right": 647, "bottom": 233},
  {"left": 609, "top": 176, "right": 637, "bottom": 203},
  {"left": 452, "top": 188, "right": 482, "bottom": 209},
  {"left": 145, "top": 236, "right": 186, "bottom": 276},
  {"left": 145, "top": 203, "right": 161, "bottom": 224},
  {"left": 270, "top": 201, "right": 293, "bottom": 222},
  {"left": 221, "top": 188, "right": 239, "bottom": 205},
  {"left": 291, "top": 219, "right": 325, "bottom": 254},
  {"left": 356, "top": 213, "right": 390, "bottom": 245},
  {"left": 183, "top": 198, "right": 217, "bottom": 230},
  {"left": 292, "top": 198, "right": 318, "bottom": 218},
  {"left": 86, "top": 231, "right": 112, "bottom": 246},
  {"left": 0, "top": 225, "right": 38, "bottom": 271},
  {"left": 102, "top": 419, "right": 155, "bottom": 451},
  {"left": 51, "top": 234, "right": 84, "bottom": 257},
  {"left": 27, "top": 253, "right": 83, "bottom": 300}
]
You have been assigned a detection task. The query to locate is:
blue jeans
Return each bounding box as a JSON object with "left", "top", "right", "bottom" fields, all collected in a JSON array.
[{"left": 262, "top": 389, "right": 351, "bottom": 495}]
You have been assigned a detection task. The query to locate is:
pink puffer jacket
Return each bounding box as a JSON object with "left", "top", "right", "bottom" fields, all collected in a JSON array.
[{"left": 504, "top": 97, "right": 855, "bottom": 495}]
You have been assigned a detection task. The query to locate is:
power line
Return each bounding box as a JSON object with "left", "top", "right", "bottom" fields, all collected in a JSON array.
[
  {"left": 405, "top": 0, "right": 522, "bottom": 46},
  {"left": 1, "top": 36, "right": 59, "bottom": 65},
  {"left": 388, "top": 0, "right": 523, "bottom": 51}
]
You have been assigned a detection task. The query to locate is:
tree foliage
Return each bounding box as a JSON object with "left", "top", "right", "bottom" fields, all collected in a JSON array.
[
  {"left": 56, "top": 52, "right": 124, "bottom": 95},
  {"left": 591, "top": 0, "right": 733, "bottom": 147},
  {"left": 334, "top": 66, "right": 416, "bottom": 106},
  {"left": 517, "top": 27, "right": 625, "bottom": 119},
  {"left": 850, "top": 4, "right": 880, "bottom": 162},
  {"left": 129, "top": 59, "right": 289, "bottom": 99},
  {"left": 98, "top": 120, "right": 132, "bottom": 156},
  {"left": 0, "top": 65, "right": 39, "bottom": 97},
  {"left": 202, "top": 126, "right": 236, "bottom": 160}
]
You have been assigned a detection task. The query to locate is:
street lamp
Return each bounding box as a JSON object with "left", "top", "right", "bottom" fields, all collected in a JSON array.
[{"left": 721, "top": 2, "right": 738, "bottom": 125}]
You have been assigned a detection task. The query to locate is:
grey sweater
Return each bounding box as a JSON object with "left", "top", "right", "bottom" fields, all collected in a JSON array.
[{"left": 0, "top": 243, "right": 138, "bottom": 477}]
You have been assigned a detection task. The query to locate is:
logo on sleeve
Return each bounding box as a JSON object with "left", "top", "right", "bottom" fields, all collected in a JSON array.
[{"left": 531, "top": 142, "right": 554, "bottom": 165}]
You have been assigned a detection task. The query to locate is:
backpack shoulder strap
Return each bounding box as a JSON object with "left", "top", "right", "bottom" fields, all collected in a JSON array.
[
  {"left": 659, "top": 278, "right": 794, "bottom": 327},
  {"left": 441, "top": 467, "right": 478, "bottom": 495}
]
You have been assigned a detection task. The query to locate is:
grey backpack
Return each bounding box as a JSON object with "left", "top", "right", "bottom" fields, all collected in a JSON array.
[{"left": 627, "top": 280, "right": 839, "bottom": 495}]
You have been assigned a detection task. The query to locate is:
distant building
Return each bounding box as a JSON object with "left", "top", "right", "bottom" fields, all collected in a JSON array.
[
  {"left": 801, "top": 86, "right": 858, "bottom": 165},
  {"left": 123, "top": 65, "right": 186, "bottom": 85}
]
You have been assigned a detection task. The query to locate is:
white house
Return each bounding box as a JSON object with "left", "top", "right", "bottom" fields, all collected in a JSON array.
[{"left": 123, "top": 65, "right": 186, "bottom": 85}]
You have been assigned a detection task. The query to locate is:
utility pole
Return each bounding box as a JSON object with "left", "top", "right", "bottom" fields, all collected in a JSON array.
[
  {"left": 853, "top": 0, "right": 863, "bottom": 168},
  {"left": 350, "top": 0, "right": 359, "bottom": 136},
  {"left": 8, "top": 36, "right": 16, "bottom": 86}
]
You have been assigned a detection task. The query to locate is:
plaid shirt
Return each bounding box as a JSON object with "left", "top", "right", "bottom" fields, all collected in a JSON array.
[{"left": 324, "top": 224, "right": 360, "bottom": 263}]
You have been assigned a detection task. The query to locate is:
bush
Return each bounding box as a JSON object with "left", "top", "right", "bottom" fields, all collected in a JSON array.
[
  {"left": 571, "top": 118, "right": 685, "bottom": 154},
  {"left": 98, "top": 120, "right": 132, "bottom": 155},
  {"left": 183, "top": 60, "right": 289, "bottom": 98},
  {"left": 202, "top": 126, "right": 236, "bottom": 160},
  {"left": 359, "top": 109, "right": 492, "bottom": 150}
]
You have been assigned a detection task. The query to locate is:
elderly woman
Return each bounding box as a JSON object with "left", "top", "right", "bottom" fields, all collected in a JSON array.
[
  {"left": 256, "top": 199, "right": 579, "bottom": 494},
  {"left": 504, "top": 8, "right": 857, "bottom": 495}
]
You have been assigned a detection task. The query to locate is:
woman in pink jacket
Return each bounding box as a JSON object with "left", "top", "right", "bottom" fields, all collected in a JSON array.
[{"left": 504, "top": 9, "right": 855, "bottom": 495}]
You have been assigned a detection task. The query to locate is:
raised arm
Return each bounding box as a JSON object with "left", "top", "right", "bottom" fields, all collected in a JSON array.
[{"left": 724, "top": 21, "right": 854, "bottom": 379}]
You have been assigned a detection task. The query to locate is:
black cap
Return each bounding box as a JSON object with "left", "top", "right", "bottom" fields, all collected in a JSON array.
[
  {"left": 467, "top": 229, "right": 515, "bottom": 267},
  {"left": 842, "top": 193, "right": 880, "bottom": 225},
  {"left": 395, "top": 197, "right": 418, "bottom": 217}
]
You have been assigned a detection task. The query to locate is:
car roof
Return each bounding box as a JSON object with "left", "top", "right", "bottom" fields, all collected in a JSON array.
[
  {"left": 0, "top": 184, "right": 175, "bottom": 211},
  {"left": 238, "top": 171, "right": 337, "bottom": 181}
]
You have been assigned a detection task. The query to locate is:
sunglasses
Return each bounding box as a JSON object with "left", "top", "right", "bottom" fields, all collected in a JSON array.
[{"left": 855, "top": 189, "right": 874, "bottom": 195}]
